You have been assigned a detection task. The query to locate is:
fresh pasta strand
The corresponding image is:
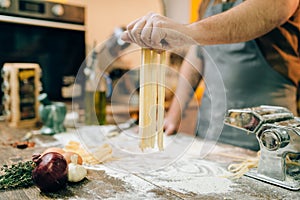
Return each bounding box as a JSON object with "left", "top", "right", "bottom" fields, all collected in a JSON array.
[
  {"left": 139, "top": 48, "right": 166, "bottom": 151},
  {"left": 139, "top": 48, "right": 151, "bottom": 149},
  {"left": 224, "top": 151, "right": 260, "bottom": 179},
  {"left": 157, "top": 51, "right": 166, "bottom": 151},
  {"left": 150, "top": 51, "right": 158, "bottom": 148},
  {"left": 224, "top": 151, "right": 300, "bottom": 179}
]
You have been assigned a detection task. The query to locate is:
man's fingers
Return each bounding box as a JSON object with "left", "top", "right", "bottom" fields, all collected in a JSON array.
[
  {"left": 128, "top": 19, "right": 154, "bottom": 48},
  {"left": 151, "top": 26, "right": 167, "bottom": 49},
  {"left": 126, "top": 17, "right": 142, "bottom": 30},
  {"left": 121, "top": 31, "right": 133, "bottom": 43},
  {"left": 141, "top": 24, "right": 153, "bottom": 47},
  {"left": 164, "top": 124, "right": 177, "bottom": 135}
]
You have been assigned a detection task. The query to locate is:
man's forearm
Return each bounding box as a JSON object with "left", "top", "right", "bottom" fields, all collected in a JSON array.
[
  {"left": 168, "top": 46, "right": 203, "bottom": 116},
  {"left": 187, "top": 0, "right": 299, "bottom": 45}
]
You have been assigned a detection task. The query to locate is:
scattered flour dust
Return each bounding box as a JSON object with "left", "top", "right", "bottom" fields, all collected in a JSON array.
[
  {"left": 143, "top": 159, "right": 235, "bottom": 195},
  {"left": 95, "top": 158, "right": 235, "bottom": 196},
  {"left": 90, "top": 166, "right": 158, "bottom": 199},
  {"left": 152, "top": 175, "right": 233, "bottom": 194}
]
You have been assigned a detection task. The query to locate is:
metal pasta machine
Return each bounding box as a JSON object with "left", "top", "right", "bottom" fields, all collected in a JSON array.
[{"left": 224, "top": 105, "right": 300, "bottom": 190}]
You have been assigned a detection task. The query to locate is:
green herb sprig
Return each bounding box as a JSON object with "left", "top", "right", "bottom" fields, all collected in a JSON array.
[{"left": 0, "top": 161, "right": 35, "bottom": 190}]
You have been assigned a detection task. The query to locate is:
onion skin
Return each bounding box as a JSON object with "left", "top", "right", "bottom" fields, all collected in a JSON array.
[{"left": 32, "top": 152, "right": 68, "bottom": 192}]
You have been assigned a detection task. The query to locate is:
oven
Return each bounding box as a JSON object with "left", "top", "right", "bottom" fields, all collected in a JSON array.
[{"left": 0, "top": 0, "right": 86, "bottom": 114}]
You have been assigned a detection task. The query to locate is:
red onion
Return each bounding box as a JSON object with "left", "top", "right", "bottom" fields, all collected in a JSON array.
[{"left": 32, "top": 152, "right": 68, "bottom": 192}]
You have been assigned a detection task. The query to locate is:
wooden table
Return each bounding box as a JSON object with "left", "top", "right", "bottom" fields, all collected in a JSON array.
[{"left": 0, "top": 122, "right": 299, "bottom": 200}]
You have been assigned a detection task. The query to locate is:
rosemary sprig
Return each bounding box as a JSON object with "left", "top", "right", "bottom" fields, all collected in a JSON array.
[{"left": 0, "top": 161, "right": 35, "bottom": 190}]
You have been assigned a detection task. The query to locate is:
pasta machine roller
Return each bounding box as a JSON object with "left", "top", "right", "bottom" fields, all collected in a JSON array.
[{"left": 224, "top": 105, "right": 300, "bottom": 190}]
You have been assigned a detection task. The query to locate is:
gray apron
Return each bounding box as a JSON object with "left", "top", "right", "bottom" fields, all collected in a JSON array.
[{"left": 196, "top": 0, "right": 297, "bottom": 151}]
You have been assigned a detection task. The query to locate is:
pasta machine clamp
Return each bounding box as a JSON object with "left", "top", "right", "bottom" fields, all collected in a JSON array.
[{"left": 224, "top": 105, "right": 300, "bottom": 190}]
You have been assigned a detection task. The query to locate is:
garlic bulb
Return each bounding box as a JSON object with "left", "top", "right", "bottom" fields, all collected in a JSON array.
[{"left": 68, "top": 154, "right": 87, "bottom": 182}]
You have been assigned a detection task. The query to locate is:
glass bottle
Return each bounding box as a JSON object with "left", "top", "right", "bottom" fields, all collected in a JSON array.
[
  {"left": 94, "top": 76, "right": 106, "bottom": 125},
  {"left": 84, "top": 44, "right": 106, "bottom": 125}
]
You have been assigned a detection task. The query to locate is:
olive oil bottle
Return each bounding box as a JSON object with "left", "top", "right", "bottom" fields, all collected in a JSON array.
[
  {"left": 84, "top": 91, "right": 106, "bottom": 125},
  {"left": 94, "top": 89, "right": 106, "bottom": 125}
]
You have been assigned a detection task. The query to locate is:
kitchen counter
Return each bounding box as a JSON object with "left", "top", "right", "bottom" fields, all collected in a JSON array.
[{"left": 0, "top": 122, "right": 299, "bottom": 200}]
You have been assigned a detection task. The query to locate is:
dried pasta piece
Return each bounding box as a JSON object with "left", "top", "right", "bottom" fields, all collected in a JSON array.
[
  {"left": 63, "top": 140, "right": 113, "bottom": 165},
  {"left": 93, "top": 143, "right": 113, "bottom": 163}
]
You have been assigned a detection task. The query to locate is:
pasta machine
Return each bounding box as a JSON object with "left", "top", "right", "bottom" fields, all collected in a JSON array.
[{"left": 224, "top": 105, "right": 300, "bottom": 190}]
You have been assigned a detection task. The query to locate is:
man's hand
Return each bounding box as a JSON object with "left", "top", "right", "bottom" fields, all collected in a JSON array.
[
  {"left": 164, "top": 113, "right": 180, "bottom": 135},
  {"left": 121, "top": 12, "right": 196, "bottom": 50}
]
